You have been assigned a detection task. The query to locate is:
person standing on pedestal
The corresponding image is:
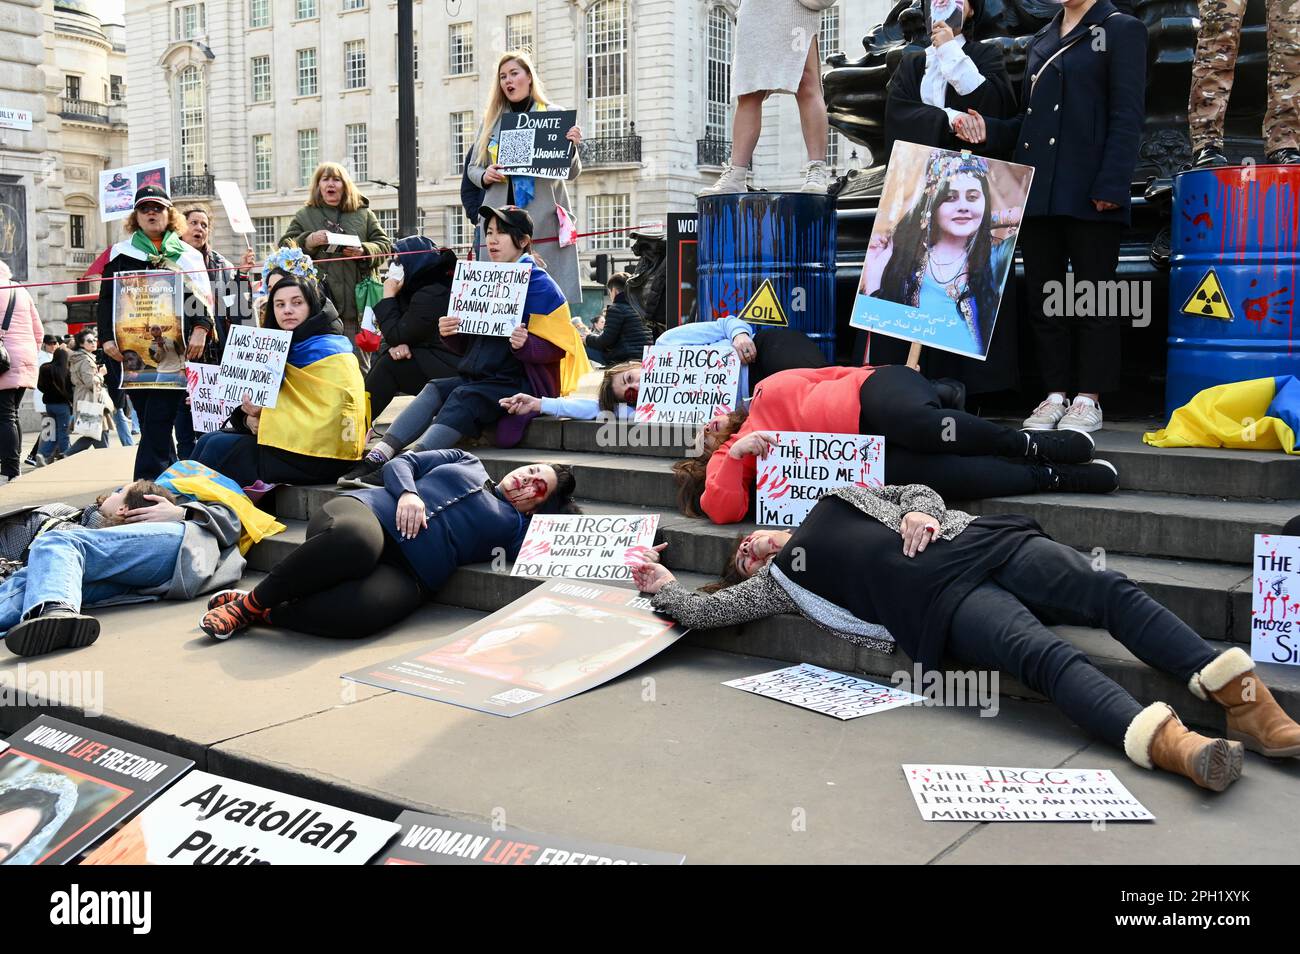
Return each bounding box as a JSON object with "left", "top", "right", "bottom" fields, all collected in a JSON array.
[
  {"left": 700, "top": 0, "right": 832, "bottom": 196},
  {"left": 1188, "top": 0, "right": 1300, "bottom": 167}
]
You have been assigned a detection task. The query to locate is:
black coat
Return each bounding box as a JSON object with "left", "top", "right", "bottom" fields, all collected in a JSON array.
[
  {"left": 372, "top": 249, "right": 462, "bottom": 380},
  {"left": 986, "top": 0, "right": 1147, "bottom": 224},
  {"left": 585, "top": 293, "right": 651, "bottom": 363}
]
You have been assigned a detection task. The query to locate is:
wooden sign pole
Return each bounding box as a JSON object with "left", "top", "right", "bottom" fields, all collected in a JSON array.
[{"left": 906, "top": 341, "right": 923, "bottom": 371}]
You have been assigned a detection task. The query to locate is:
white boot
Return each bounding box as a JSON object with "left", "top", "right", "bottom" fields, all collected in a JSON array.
[
  {"left": 698, "top": 164, "right": 749, "bottom": 197},
  {"left": 800, "top": 160, "right": 830, "bottom": 194}
]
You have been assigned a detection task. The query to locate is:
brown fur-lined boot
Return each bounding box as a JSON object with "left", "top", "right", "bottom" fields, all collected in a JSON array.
[
  {"left": 1124, "top": 702, "right": 1243, "bottom": 792},
  {"left": 1191, "top": 647, "right": 1300, "bottom": 758}
]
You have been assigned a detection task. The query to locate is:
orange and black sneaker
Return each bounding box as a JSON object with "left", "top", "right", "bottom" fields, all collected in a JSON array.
[
  {"left": 200, "top": 592, "right": 269, "bottom": 641},
  {"left": 207, "top": 589, "right": 246, "bottom": 611}
]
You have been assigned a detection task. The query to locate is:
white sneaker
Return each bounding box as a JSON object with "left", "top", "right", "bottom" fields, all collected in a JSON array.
[
  {"left": 1060, "top": 398, "right": 1104, "bottom": 433},
  {"left": 698, "top": 164, "right": 749, "bottom": 197},
  {"left": 1022, "top": 394, "right": 1067, "bottom": 430},
  {"left": 801, "top": 160, "right": 830, "bottom": 194}
]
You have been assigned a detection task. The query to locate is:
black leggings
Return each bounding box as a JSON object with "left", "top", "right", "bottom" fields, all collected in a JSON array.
[
  {"left": 254, "top": 495, "right": 427, "bottom": 638},
  {"left": 750, "top": 328, "right": 828, "bottom": 388},
  {"left": 861, "top": 365, "right": 1042, "bottom": 499}
]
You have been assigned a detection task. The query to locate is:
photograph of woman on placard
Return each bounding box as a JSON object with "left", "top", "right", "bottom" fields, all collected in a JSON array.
[{"left": 854, "top": 144, "right": 1030, "bottom": 360}]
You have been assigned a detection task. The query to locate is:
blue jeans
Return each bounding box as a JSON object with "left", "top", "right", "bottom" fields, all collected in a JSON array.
[
  {"left": 37, "top": 403, "right": 72, "bottom": 457},
  {"left": 0, "top": 523, "right": 185, "bottom": 636},
  {"left": 112, "top": 404, "right": 135, "bottom": 446}
]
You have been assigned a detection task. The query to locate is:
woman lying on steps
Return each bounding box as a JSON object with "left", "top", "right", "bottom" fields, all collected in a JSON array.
[{"left": 630, "top": 483, "right": 1300, "bottom": 791}]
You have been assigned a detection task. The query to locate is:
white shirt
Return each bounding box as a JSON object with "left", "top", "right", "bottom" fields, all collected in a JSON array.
[{"left": 920, "top": 36, "right": 988, "bottom": 128}]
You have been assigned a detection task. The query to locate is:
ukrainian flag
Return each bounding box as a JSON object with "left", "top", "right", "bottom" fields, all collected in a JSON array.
[
  {"left": 520, "top": 257, "right": 591, "bottom": 395},
  {"left": 258, "top": 334, "right": 370, "bottom": 461},
  {"left": 1144, "top": 376, "right": 1300, "bottom": 455},
  {"left": 156, "top": 460, "right": 286, "bottom": 555}
]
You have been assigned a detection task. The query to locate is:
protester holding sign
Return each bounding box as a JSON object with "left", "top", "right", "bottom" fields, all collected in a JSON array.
[
  {"left": 466, "top": 51, "right": 583, "bottom": 305},
  {"left": 96, "top": 185, "right": 215, "bottom": 480},
  {"left": 633, "top": 483, "right": 1300, "bottom": 791},
  {"left": 200, "top": 449, "right": 577, "bottom": 640}
]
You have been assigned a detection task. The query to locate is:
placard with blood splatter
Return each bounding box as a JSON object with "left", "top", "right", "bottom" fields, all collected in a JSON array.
[
  {"left": 755, "top": 431, "right": 886, "bottom": 528},
  {"left": 902, "top": 765, "right": 1154, "bottom": 822},
  {"left": 634, "top": 344, "right": 740, "bottom": 425},
  {"left": 511, "top": 514, "right": 659, "bottom": 582},
  {"left": 1252, "top": 533, "right": 1300, "bottom": 667}
]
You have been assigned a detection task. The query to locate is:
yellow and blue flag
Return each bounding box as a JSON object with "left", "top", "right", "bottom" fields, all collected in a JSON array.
[
  {"left": 1144, "top": 375, "right": 1300, "bottom": 455},
  {"left": 156, "top": 460, "right": 286, "bottom": 555},
  {"left": 258, "top": 334, "right": 370, "bottom": 461}
]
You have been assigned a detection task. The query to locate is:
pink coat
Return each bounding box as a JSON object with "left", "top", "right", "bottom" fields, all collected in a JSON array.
[{"left": 0, "top": 285, "right": 45, "bottom": 392}]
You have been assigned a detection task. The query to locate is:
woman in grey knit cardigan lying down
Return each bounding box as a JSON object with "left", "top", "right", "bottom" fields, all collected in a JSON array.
[{"left": 630, "top": 483, "right": 1300, "bottom": 792}]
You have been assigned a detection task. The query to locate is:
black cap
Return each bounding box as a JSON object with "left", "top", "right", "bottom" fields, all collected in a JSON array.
[
  {"left": 43, "top": 335, "right": 60, "bottom": 346},
  {"left": 133, "top": 184, "right": 172, "bottom": 210},
  {"left": 478, "top": 204, "right": 534, "bottom": 236}
]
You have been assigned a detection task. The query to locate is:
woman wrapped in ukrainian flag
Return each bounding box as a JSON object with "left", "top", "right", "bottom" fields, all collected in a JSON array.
[
  {"left": 195, "top": 250, "right": 369, "bottom": 489},
  {"left": 338, "top": 204, "right": 590, "bottom": 487}
]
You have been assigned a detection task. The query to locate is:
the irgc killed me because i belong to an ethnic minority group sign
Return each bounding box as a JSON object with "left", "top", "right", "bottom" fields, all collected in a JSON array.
[
  {"left": 902, "top": 764, "right": 1154, "bottom": 822},
  {"left": 756, "top": 432, "right": 886, "bottom": 527}
]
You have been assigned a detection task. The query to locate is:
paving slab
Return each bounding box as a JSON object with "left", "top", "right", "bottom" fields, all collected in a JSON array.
[{"left": 0, "top": 445, "right": 135, "bottom": 517}]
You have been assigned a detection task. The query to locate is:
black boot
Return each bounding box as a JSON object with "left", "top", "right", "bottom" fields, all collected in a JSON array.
[
  {"left": 1021, "top": 428, "right": 1095, "bottom": 464},
  {"left": 6, "top": 606, "right": 101, "bottom": 657},
  {"left": 1192, "top": 145, "right": 1228, "bottom": 168}
]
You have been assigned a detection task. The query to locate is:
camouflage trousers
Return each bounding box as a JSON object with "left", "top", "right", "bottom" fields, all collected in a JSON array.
[{"left": 1188, "top": 0, "right": 1300, "bottom": 153}]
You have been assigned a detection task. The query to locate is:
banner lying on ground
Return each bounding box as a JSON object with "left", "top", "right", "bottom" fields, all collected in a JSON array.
[
  {"left": 902, "top": 764, "right": 1155, "bottom": 822},
  {"left": 756, "top": 432, "right": 886, "bottom": 527},
  {"left": 1251, "top": 533, "right": 1300, "bottom": 666},
  {"left": 82, "top": 770, "right": 399, "bottom": 865},
  {"left": 114, "top": 271, "right": 187, "bottom": 390},
  {"left": 511, "top": 514, "right": 659, "bottom": 582},
  {"left": 377, "top": 810, "right": 685, "bottom": 865},
  {"left": 635, "top": 343, "right": 740, "bottom": 425},
  {"left": 342, "top": 580, "right": 687, "bottom": 717},
  {"left": 495, "top": 109, "right": 579, "bottom": 179},
  {"left": 725, "top": 664, "right": 923, "bottom": 720},
  {"left": 216, "top": 325, "right": 292, "bottom": 408},
  {"left": 98, "top": 160, "right": 169, "bottom": 222},
  {"left": 0, "top": 716, "right": 192, "bottom": 865},
  {"left": 448, "top": 260, "right": 532, "bottom": 337}
]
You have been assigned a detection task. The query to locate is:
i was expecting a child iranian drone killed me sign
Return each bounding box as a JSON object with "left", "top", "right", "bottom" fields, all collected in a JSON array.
[
  {"left": 756, "top": 432, "right": 886, "bottom": 527},
  {"left": 495, "top": 109, "right": 579, "bottom": 179},
  {"left": 512, "top": 514, "right": 659, "bottom": 582},
  {"left": 216, "top": 325, "right": 292, "bottom": 408},
  {"left": 1252, "top": 533, "right": 1300, "bottom": 667},
  {"left": 448, "top": 259, "right": 532, "bottom": 337},
  {"left": 113, "top": 271, "right": 187, "bottom": 390},
  {"left": 634, "top": 342, "right": 740, "bottom": 425}
]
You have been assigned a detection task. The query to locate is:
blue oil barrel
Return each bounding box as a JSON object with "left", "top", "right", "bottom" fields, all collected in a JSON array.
[
  {"left": 697, "top": 192, "right": 837, "bottom": 363},
  {"left": 1167, "top": 165, "right": 1300, "bottom": 417}
]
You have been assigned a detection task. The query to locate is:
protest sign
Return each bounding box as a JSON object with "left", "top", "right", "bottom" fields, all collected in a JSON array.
[
  {"left": 512, "top": 514, "right": 658, "bottom": 582},
  {"left": 83, "top": 770, "right": 399, "bottom": 865},
  {"left": 217, "top": 325, "right": 293, "bottom": 408},
  {"left": 496, "top": 109, "right": 579, "bottom": 179},
  {"left": 98, "top": 160, "right": 169, "bottom": 222},
  {"left": 1251, "top": 533, "right": 1300, "bottom": 666},
  {"left": 0, "top": 715, "right": 192, "bottom": 865},
  {"left": 756, "top": 431, "right": 885, "bottom": 527},
  {"left": 665, "top": 212, "right": 698, "bottom": 330},
  {"left": 343, "top": 580, "right": 687, "bottom": 717},
  {"left": 376, "top": 810, "right": 685, "bottom": 865},
  {"left": 634, "top": 343, "right": 741, "bottom": 425},
  {"left": 725, "top": 664, "right": 923, "bottom": 720},
  {"left": 185, "top": 362, "right": 225, "bottom": 433},
  {"left": 851, "top": 141, "right": 1032, "bottom": 360},
  {"left": 929, "top": 0, "right": 964, "bottom": 32},
  {"left": 113, "top": 271, "right": 187, "bottom": 390},
  {"left": 902, "top": 764, "right": 1155, "bottom": 822},
  {"left": 447, "top": 259, "right": 532, "bottom": 337},
  {"left": 214, "top": 180, "right": 254, "bottom": 236}
]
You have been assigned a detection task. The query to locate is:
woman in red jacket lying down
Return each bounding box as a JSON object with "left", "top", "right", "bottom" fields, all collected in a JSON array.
[{"left": 674, "top": 364, "right": 1119, "bottom": 524}]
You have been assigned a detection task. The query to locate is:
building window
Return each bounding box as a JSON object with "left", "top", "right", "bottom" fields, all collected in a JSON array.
[
  {"left": 705, "top": 7, "right": 733, "bottom": 141},
  {"left": 343, "top": 0, "right": 366, "bottom": 9},
  {"left": 585, "top": 0, "right": 629, "bottom": 140},
  {"left": 445, "top": 206, "right": 472, "bottom": 251},
  {"left": 65, "top": 75, "right": 81, "bottom": 100},
  {"left": 819, "top": 5, "right": 840, "bottom": 57},
  {"left": 253, "top": 134, "right": 272, "bottom": 190},
  {"left": 449, "top": 111, "right": 473, "bottom": 175},
  {"left": 585, "top": 194, "right": 630, "bottom": 251},
  {"left": 295, "top": 0, "right": 317, "bottom": 21},
  {"left": 297, "top": 48, "right": 318, "bottom": 97},
  {"left": 344, "top": 40, "right": 367, "bottom": 89},
  {"left": 177, "top": 66, "right": 207, "bottom": 176},
  {"left": 174, "top": 2, "right": 206, "bottom": 41},
  {"left": 506, "top": 12, "right": 534, "bottom": 52},
  {"left": 298, "top": 128, "right": 319, "bottom": 188},
  {"left": 70, "top": 214, "right": 85, "bottom": 250},
  {"left": 394, "top": 33, "right": 420, "bottom": 80},
  {"left": 449, "top": 22, "right": 474, "bottom": 76},
  {"left": 249, "top": 0, "right": 269, "bottom": 28},
  {"left": 253, "top": 217, "right": 278, "bottom": 258},
  {"left": 109, "top": 75, "right": 124, "bottom": 103},
  {"left": 250, "top": 56, "right": 271, "bottom": 103},
  {"left": 375, "top": 208, "right": 398, "bottom": 235},
  {"left": 346, "top": 123, "right": 369, "bottom": 182}
]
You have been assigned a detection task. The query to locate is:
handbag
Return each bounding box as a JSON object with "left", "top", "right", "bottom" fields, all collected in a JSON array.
[
  {"left": 0, "top": 288, "right": 17, "bottom": 376},
  {"left": 798, "top": 0, "right": 837, "bottom": 10},
  {"left": 71, "top": 398, "right": 107, "bottom": 442}
]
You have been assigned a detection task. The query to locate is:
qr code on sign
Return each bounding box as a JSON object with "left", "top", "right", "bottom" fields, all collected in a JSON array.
[
  {"left": 491, "top": 687, "right": 543, "bottom": 704},
  {"left": 497, "top": 128, "right": 534, "bottom": 167}
]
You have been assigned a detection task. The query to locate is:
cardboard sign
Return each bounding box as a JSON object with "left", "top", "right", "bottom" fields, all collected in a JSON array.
[
  {"left": 343, "top": 580, "right": 687, "bottom": 717},
  {"left": 376, "top": 810, "right": 685, "bottom": 866},
  {"left": 928, "top": 0, "right": 964, "bottom": 33},
  {"left": 725, "top": 664, "right": 923, "bottom": 720},
  {"left": 496, "top": 109, "right": 579, "bottom": 180},
  {"left": 216, "top": 325, "right": 292, "bottom": 408},
  {"left": 755, "top": 431, "right": 886, "bottom": 527},
  {"left": 634, "top": 343, "right": 741, "bottom": 425},
  {"left": 98, "top": 160, "right": 169, "bottom": 222},
  {"left": 902, "top": 764, "right": 1155, "bottom": 822},
  {"left": 83, "top": 770, "right": 399, "bottom": 865},
  {"left": 185, "top": 362, "right": 226, "bottom": 433},
  {"left": 0, "top": 715, "right": 192, "bottom": 865},
  {"left": 214, "top": 180, "right": 254, "bottom": 235},
  {"left": 447, "top": 259, "right": 532, "bottom": 336},
  {"left": 1251, "top": 533, "right": 1300, "bottom": 666},
  {"left": 511, "top": 514, "right": 659, "bottom": 582},
  {"left": 113, "top": 271, "right": 187, "bottom": 390}
]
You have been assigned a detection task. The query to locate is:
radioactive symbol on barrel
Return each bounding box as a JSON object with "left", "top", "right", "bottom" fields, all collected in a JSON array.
[
  {"left": 737, "top": 279, "right": 789, "bottom": 326},
  {"left": 1180, "top": 268, "right": 1234, "bottom": 321}
]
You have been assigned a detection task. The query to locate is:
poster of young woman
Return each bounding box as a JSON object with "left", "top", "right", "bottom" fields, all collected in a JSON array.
[
  {"left": 113, "top": 271, "right": 187, "bottom": 389},
  {"left": 850, "top": 142, "right": 1032, "bottom": 360}
]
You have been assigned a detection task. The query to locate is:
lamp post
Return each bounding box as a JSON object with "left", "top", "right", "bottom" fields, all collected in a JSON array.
[{"left": 396, "top": 0, "right": 417, "bottom": 236}]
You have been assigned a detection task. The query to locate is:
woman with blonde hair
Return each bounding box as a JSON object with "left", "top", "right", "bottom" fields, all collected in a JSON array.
[
  {"left": 466, "top": 50, "right": 584, "bottom": 305},
  {"left": 280, "top": 162, "right": 391, "bottom": 369}
]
